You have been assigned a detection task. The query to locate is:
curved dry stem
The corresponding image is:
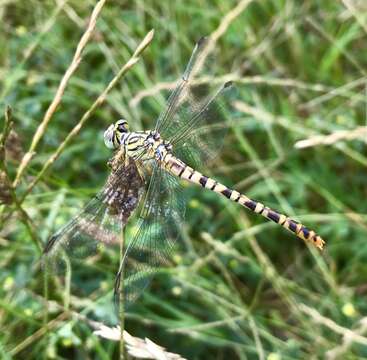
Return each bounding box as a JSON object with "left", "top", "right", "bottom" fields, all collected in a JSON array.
[
  {"left": 19, "top": 29, "right": 154, "bottom": 203},
  {"left": 13, "top": 0, "right": 107, "bottom": 187},
  {"left": 295, "top": 126, "right": 367, "bottom": 149}
]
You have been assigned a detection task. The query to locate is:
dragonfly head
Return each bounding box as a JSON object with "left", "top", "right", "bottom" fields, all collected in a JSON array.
[{"left": 104, "top": 119, "right": 129, "bottom": 149}]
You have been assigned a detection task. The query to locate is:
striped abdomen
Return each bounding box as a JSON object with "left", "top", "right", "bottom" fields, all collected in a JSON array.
[{"left": 165, "top": 155, "right": 325, "bottom": 250}]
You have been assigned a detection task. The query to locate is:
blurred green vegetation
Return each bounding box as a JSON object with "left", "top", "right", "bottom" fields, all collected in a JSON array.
[{"left": 1, "top": 0, "right": 367, "bottom": 359}]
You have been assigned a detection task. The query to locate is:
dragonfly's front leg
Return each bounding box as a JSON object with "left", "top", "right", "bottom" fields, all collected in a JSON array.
[{"left": 108, "top": 148, "right": 127, "bottom": 171}]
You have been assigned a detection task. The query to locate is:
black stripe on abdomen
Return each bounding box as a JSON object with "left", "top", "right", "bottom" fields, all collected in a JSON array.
[
  {"left": 178, "top": 166, "right": 186, "bottom": 177},
  {"left": 301, "top": 227, "right": 310, "bottom": 238},
  {"left": 244, "top": 199, "right": 257, "bottom": 211},
  {"left": 288, "top": 220, "right": 298, "bottom": 232},
  {"left": 199, "top": 176, "right": 208, "bottom": 187},
  {"left": 267, "top": 210, "right": 280, "bottom": 223},
  {"left": 221, "top": 188, "right": 232, "bottom": 198}
]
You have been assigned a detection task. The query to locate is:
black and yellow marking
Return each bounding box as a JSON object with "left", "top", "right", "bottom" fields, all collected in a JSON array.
[
  {"left": 114, "top": 125, "right": 325, "bottom": 250},
  {"left": 166, "top": 156, "right": 325, "bottom": 250}
]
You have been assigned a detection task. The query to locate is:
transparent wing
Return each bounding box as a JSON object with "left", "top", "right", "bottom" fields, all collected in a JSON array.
[
  {"left": 170, "top": 81, "right": 235, "bottom": 168},
  {"left": 43, "top": 155, "right": 144, "bottom": 277},
  {"left": 154, "top": 36, "right": 235, "bottom": 168},
  {"left": 154, "top": 36, "right": 209, "bottom": 135},
  {"left": 114, "top": 163, "right": 186, "bottom": 308}
]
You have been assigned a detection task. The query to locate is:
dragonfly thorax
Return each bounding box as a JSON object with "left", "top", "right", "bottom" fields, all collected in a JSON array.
[{"left": 104, "top": 120, "right": 172, "bottom": 162}]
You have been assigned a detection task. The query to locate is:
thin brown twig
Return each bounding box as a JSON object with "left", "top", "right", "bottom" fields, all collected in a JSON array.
[
  {"left": 19, "top": 29, "right": 155, "bottom": 203},
  {"left": 0, "top": 107, "right": 42, "bottom": 251},
  {"left": 13, "top": 0, "right": 107, "bottom": 187},
  {"left": 0, "top": 106, "right": 13, "bottom": 149}
]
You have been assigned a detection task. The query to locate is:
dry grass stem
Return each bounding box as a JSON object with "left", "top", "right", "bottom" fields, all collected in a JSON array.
[
  {"left": 299, "top": 76, "right": 367, "bottom": 110},
  {"left": 94, "top": 325, "right": 187, "bottom": 360},
  {"left": 234, "top": 100, "right": 367, "bottom": 169},
  {"left": 130, "top": 74, "right": 329, "bottom": 107},
  {"left": 295, "top": 126, "right": 367, "bottom": 149},
  {"left": 3, "top": 1, "right": 364, "bottom": 357},
  {"left": 210, "top": 0, "right": 254, "bottom": 47},
  {"left": 0, "top": 106, "right": 13, "bottom": 149},
  {"left": 234, "top": 100, "right": 306, "bottom": 135},
  {"left": 20, "top": 29, "right": 154, "bottom": 202},
  {"left": 24, "top": 294, "right": 185, "bottom": 359},
  {"left": 300, "top": 304, "right": 367, "bottom": 347},
  {"left": 201, "top": 232, "right": 250, "bottom": 263},
  {"left": 342, "top": 0, "right": 367, "bottom": 34},
  {"left": 9, "top": 313, "right": 69, "bottom": 357},
  {"left": 168, "top": 314, "right": 248, "bottom": 336},
  {"left": 183, "top": 0, "right": 254, "bottom": 80},
  {"left": 0, "top": 171, "right": 12, "bottom": 204},
  {"left": 326, "top": 318, "right": 367, "bottom": 359},
  {"left": 306, "top": 16, "right": 366, "bottom": 76},
  {"left": 0, "top": 108, "right": 42, "bottom": 248},
  {"left": 13, "top": 0, "right": 107, "bottom": 187},
  {"left": 56, "top": 0, "right": 84, "bottom": 27}
]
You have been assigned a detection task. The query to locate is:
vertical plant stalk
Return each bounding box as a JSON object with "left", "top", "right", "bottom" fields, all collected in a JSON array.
[
  {"left": 63, "top": 255, "right": 72, "bottom": 310},
  {"left": 119, "top": 228, "right": 125, "bottom": 359},
  {"left": 13, "top": 0, "right": 107, "bottom": 187},
  {"left": 43, "top": 268, "right": 49, "bottom": 332},
  {"left": 0, "top": 107, "right": 42, "bottom": 250}
]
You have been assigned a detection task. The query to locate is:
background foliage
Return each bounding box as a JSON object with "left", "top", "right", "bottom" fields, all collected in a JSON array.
[{"left": 1, "top": 0, "right": 367, "bottom": 359}]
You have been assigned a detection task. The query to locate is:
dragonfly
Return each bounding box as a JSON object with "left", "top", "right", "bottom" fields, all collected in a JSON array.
[{"left": 43, "top": 37, "right": 325, "bottom": 310}]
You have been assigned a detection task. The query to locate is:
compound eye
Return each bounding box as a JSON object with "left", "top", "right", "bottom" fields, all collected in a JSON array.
[
  {"left": 116, "top": 119, "right": 128, "bottom": 133},
  {"left": 104, "top": 124, "right": 115, "bottom": 149}
]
